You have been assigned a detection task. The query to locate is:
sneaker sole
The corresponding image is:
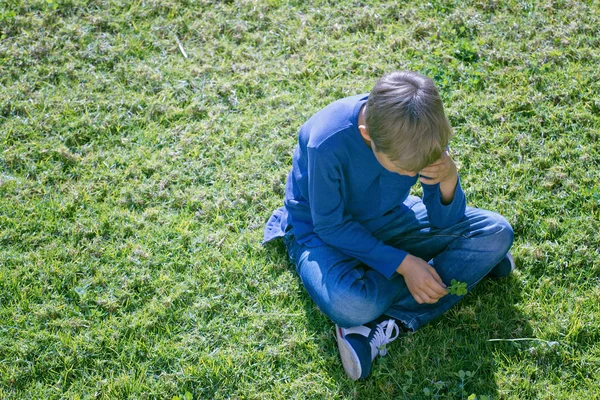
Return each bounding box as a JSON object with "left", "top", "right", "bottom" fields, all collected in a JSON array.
[
  {"left": 506, "top": 252, "right": 516, "bottom": 272},
  {"left": 335, "top": 326, "right": 362, "bottom": 381}
]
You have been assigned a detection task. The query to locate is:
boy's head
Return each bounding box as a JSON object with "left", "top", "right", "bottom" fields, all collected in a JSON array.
[{"left": 362, "top": 71, "right": 453, "bottom": 173}]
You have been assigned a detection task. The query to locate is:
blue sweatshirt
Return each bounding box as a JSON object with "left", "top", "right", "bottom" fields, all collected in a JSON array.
[{"left": 263, "top": 94, "right": 466, "bottom": 279}]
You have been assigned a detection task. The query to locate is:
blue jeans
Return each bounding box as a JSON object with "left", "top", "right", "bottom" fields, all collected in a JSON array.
[{"left": 283, "top": 197, "right": 514, "bottom": 331}]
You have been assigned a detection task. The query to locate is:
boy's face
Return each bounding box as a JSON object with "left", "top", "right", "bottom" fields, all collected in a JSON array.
[
  {"left": 358, "top": 114, "right": 417, "bottom": 177},
  {"left": 370, "top": 140, "right": 417, "bottom": 177}
]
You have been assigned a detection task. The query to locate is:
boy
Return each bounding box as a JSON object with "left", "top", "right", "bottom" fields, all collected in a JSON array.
[{"left": 263, "top": 71, "right": 514, "bottom": 380}]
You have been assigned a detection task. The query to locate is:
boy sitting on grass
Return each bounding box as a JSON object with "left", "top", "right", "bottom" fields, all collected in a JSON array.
[{"left": 263, "top": 71, "right": 514, "bottom": 380}]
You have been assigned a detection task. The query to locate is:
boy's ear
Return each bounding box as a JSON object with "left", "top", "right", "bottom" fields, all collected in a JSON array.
[{"left": 358, "top": 125, "right": 371, "bottom": 141}]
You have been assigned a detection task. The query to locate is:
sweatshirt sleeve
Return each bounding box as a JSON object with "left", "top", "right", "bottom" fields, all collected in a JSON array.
[
  {"left": 307, "top": 145, "right": 406, "bottom": 279},
  {"left": 421, "top": 175, "right": 466, "bottom": 228}
]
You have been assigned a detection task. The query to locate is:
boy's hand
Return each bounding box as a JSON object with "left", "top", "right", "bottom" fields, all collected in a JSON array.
[
  {"left": 419, "top": 151, "right": 458, "bottom": 204},
  {"left": 396, "top": 254, "right": 448, "bottom": 304},
  {"left": 418, "top": 150, "right": 457, "bottom": 185}
]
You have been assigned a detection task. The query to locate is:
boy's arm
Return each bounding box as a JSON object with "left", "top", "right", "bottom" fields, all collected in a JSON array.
[
  {"left": 419, "top": 151, "right": 466, "bottom": 228},
  {"left": 389, "top": 150, "right": 462, "bottom": 304},
  {"left": 307, "top": 146, "right": 406, "bottom": 279}
]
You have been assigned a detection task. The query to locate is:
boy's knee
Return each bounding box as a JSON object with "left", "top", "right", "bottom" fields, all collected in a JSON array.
[
  {"left": 328, "top": 294, "right": 384, "bottom": 328},
  {"left": 494, "top": 215, "right": 514, "bottom": 250},
  {"left": 483, "top": 212, "right": 514, "bottom": 255}
]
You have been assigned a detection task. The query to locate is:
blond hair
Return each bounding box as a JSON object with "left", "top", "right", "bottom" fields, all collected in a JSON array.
[{"left": 365, "top": 71, "right": 453, "bottom": 171}]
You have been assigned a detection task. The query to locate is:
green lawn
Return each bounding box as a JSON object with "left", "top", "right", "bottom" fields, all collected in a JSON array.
[{"left": 1, "top": 0, "right": 599, "bottom": 398}]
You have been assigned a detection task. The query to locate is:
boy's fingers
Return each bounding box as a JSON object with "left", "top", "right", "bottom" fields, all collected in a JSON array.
[
  {"left": 425, "top": 156, "right": 448, "bottom": 167},
  {"left": 422, "top": 154, "right": 450, "bottom": 171},
  {"left": 419, "top": 176, "right": 439, "bottom": 184},
  {"left": 423, "top": 285, "right": 443, "bottom": 300},
  {"left": 411, "top": 287, "right": 434, "bottom": 304},
  {"left": 421, "top": 164, "right": 449, "bottom": 176},
  {"left": 419, "top": 172, "right": 439, "bottom": 180},
  {"left": 426, "top": 280, "right": 447, "bottom": 297},
  {"left": 428, "top": 266, "right": 447, "bottom": 288},
  {"left": 418, "top": 292, "right": 434, "bottom": 304},
  {"left": 413, "top": 293, "right": 424, "bottom": 304},
  {"left": 420, "top": 165, "right": 441, "bottom": 173},
  {"left": 432, "top": 160, "right": 445, "bottom": 167},
  {"left": 428, "top": 281, "right": 448, "bottom": 296}
]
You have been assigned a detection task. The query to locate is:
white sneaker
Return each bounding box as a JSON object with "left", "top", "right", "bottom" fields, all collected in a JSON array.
[
  {"left": 335, "top": 319, "right": 401, "bottom": 380},
  {"left": 489, "top": 252, "right": 516, "bottom": 278}
]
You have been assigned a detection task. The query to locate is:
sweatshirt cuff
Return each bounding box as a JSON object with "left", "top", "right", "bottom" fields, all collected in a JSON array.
[
  {"left": 372, "top": 242, "right": 408, "bottom": 279},
  {"left": 435, "top": 176, "right": 465, "bottom": 209},
  {"left": 422, "top": 176, "right": 466, "bottom": 228}
]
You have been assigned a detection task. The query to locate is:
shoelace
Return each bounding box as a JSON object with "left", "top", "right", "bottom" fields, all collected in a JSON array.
[{"left": 370, "top": 319, "right": 400, "bottom": 358}]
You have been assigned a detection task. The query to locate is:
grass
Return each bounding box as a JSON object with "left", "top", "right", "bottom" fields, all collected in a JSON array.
[{"left": 1, "top": 0, "right": 599, "bottom": 398}]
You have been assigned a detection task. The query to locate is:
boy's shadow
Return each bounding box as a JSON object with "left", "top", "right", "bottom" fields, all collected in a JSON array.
[
  {"left": 377, "top": 272, "right": 534, "bottom": 399},
  {"left": 265, "top": 241, "right": 534, "bottom": 398}
]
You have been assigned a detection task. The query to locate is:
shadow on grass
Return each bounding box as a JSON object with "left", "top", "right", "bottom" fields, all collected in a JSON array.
[
  {"left": 264, "top": 241, "right": 532, "bottom": 399},
  {"left": 385, "top": 272, "right": 533, "bottom": 399}
]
